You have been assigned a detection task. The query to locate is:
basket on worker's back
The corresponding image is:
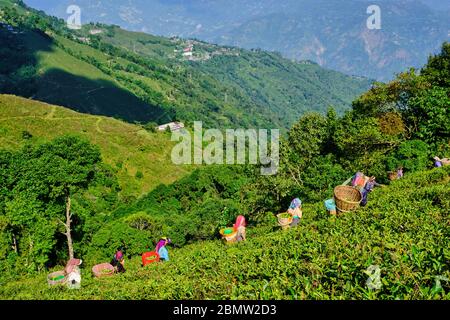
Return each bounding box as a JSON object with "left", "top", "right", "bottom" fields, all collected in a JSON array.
[
  {"left": 92, "top": 263, "right": 114, "bottom": 278},
  {"left": 220, "top": 228, "right": 237, "bottom": 243},
  {"left": 277, "top": 213, "right": 293, "bottom": 230},
  {"left": 388, "top": 171, "right": 398, "bottom": 181},
  {"left": 334, "top": 186, "right": 362, "bottom": 213}
]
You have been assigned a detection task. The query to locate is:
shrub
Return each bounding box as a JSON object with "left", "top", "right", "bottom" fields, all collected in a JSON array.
[
  {"left": 21, "top": 130, "right": 33, "bottom": 140},
  {"left": 135, "top": 171, "right": 144, "bottom": 179},
  {"left": 386, "top": 140, "right": 430, "bottom": 172}
]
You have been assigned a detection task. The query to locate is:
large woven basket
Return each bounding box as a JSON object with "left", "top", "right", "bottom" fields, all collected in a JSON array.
[
  {"left": 92, "top": 263, "right": 114, "bottom": 278},
  {"left": 220, "top": 228, "right": 237, "bottom": 242},
  {"left": 47, "top": 270, "right": 66, "bottom": 285},
  {"left": 277, "top": 213, "right": 292, "bottom": 226},
  {"left": 277, "top": 213, "right": 293, "bottom": 230},
  {"left": 334, "top": 186, "right": 362, "bottom": 213},
  {"left": 388, "top": 171, "right": 398, "bottom": 181}
]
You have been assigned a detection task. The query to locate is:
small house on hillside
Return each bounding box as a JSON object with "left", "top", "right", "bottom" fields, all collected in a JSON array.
[
  {"left": 182, "top": 44, "right": 194, "bottom": 58},
  {"left": 89, "top": 29, "right": 103, "bottom": 35},
  {"left": 76, "top": 37, "right": 90, "bottom": 43},
  {"left": 156, "top": 122, "right": 185, "bottom": 132}
]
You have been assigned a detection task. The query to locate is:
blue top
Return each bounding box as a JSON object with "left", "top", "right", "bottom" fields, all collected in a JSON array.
[{"left": 158, "top": 246, "right": 169, "bottom": 261}]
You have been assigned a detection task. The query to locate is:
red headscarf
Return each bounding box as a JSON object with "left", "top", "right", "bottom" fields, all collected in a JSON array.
[
  {"left": 115, "top": 251, "right": 123, "bottom": 261},
  {"left": 234, "top": 215, "right": 246, "bottom": 230},
  {"left": 65, "top": 258, "right": 82, "bottom": 274}
]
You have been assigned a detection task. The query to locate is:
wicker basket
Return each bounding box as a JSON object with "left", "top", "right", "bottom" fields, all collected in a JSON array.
[
  {"left": 277, "top": 213, "right": 293, "bottom": 229},
  {"left": 92, "top": 263, "right": 115, "bottom": 278},
  {"left": 388, "top": 171, "right": 398, "bottom": 181},
  {"left": 220, "top": 228, "right": 237, "bottom": 243},
  {"left": 47, "top": 271, "right": 66, "bottom": 286},
  {"left": 334, "top": 186, "right": 362, "bottom": 213}
]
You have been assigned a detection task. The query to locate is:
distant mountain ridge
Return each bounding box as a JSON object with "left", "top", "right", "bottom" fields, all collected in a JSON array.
[
  {"left": 22, "top": 0, "right": 450, "bottom": 81},
  {"left": 1, "top": 0, "right": 371, "bottom": 130}
]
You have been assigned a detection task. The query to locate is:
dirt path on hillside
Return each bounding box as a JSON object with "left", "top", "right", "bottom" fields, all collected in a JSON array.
[
  {"left": 95, "top": 118, "right": 106, "bottom": 134},
  {"left": 0, "top": 114, "right": 146, "bottom": 137}
]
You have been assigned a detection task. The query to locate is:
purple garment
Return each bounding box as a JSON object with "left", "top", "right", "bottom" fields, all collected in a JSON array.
[
  {"left": 361, "top": 181, "right": 381, "bottom": 206},
  {"left": 289, "top": 198, "right": 302, "bottom": 210},
  {"left": 364, "top": 181, "right": 380, "bottom": 192},
  {"left": 397, "top": 169, "right": 404, "bottom": 178},
  {"left": 351, "top": 172, "right": 364, "bottom": 187},
  {"left": 155, "top": 240, "right": 167, "bottom": 253},
  {"left": 435, "top": 161, "right": 443, "bottom": 168},
  {"left": 115, "top": 251, "right": 123, "bottom": 260}
]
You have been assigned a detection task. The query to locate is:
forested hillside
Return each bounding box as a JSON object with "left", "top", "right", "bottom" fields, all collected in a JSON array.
[
  {"left": 0, "top": 0, "right": 448, "bottom": 301},
  {"left": 0, "top": 0, "right": 371, "bottom": 130},
  {"left": 22, "top": 0, "right": 450, "bottom": 81},
  {"left": 0, "top": 41, "right": 448, "bottom": 298}
]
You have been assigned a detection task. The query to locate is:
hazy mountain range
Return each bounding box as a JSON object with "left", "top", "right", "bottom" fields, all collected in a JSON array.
[{"left": 23, "top": 0, "right": 450, "bottom": 81}]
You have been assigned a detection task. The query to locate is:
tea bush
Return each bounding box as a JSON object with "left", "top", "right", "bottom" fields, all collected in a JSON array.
[{"left": 1, "top": 167, "right": 448, "bottom": 300}]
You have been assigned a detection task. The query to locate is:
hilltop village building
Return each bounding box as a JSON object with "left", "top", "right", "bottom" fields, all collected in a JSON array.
[
  {"left": 156, "top": 122, "right": 185, "bottom": 132},
  {"left": 89, "top": 29, "right": 103, "bottom": 35},
  {"left": 182, "top": 44, "right": 194, "bottom": 59}
]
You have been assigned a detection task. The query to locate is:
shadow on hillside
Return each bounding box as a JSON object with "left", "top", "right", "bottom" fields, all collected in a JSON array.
[
  {"left": 0, "top": 25, "right": 173, "bottom": 124},
  {"left": 36, "top": 68, "right": 171, "bottom": 123}
]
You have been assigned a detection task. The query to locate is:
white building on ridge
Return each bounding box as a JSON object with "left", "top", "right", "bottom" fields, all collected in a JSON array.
[{"left": 156, "top": 122, "right": 185, "bottom": 132}]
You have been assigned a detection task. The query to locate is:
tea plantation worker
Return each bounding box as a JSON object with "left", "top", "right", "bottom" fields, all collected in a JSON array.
[
  {"left": 361, "top": 176, "right": 383, "bottom": 207},
  {"left": 397, "top": 167, "right": 404, "bottom": 179},
  {"left": 351, "top": 171, "right": 369, "bottom": 191},
  {"left": 65, "top": 258, "right": 82, "bottom": 289},
  {"left": 434, "top": 156, "right": 450, "bottom": 167},
  {"left": 111, "top": 250, "right": 126, "bottom": 273},
  {"left": 156, "top": 237, "right": 172, "bottom": 262},
  {"left": 434, "top": 156, "right": 443, "bottom": 167},
  {"left": 65, "top": 258, "right": 82, "bottom": 274},
  {"left": 287, "top": 198, "right": 303, "bottom": 227},
  {"left": 234, "top": 215, "right": 247, "bottom": 242}
]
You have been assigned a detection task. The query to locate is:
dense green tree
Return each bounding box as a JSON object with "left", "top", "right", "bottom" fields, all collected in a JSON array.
[
  {"left": 0, "top": 136, "right": 105, "bottom": 270},
  {"left": 386, "top": 140, "right": 431, "bottom": 172},
  {"left": 421, "top": 42, "right": 450, "bottom": 88},
  {"left": 407, "top": 87, "right": 450, "bottom": 146}
]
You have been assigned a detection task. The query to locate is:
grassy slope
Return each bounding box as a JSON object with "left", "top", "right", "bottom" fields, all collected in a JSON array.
[
  {"left": 0, "top": 94, "right": 193, "bottom": 197},
  {"left": 23, "top": 30, "right": 163, "bottom": 122},
  {"left": 1, "top": 167, "right": 448, "bottom": 300}
]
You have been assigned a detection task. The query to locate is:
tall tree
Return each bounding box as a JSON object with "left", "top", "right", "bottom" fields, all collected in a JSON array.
[
  {"left": 2, "top": 136, "right": 102, "bottom": 263},
  {"left": 34, "top": 136, "right": 102, "bottom": 259}
]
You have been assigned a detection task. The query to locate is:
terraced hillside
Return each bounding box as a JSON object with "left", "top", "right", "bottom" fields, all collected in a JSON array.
[{"left": 0, "top": 94, "right": 193, "bottom": 198}]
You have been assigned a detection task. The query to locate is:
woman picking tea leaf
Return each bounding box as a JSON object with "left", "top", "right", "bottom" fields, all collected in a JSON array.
[{"left": 287, "top": 198, "right": 303, "bottom": 227}]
